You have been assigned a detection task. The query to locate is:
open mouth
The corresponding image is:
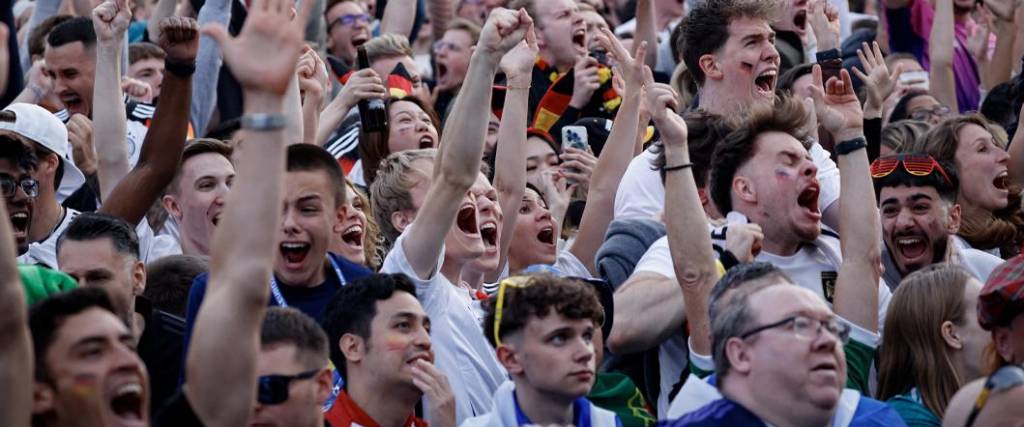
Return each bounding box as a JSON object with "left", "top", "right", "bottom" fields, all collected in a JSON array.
[
  {"left": 352, "top": 32, "right": 370, "bottom": 47},
  {"left": 572, "top": 28, "right": 587, "bottom": 51},
  {"left": 61, "top": 92, "right": 83, "bottom": 110},
  {"left": 280, "top": 242, "right": 312, "bottom": 265},
  {"left": 754, "top": 69, "right": 777, "bottom": 95},
  {"left": 894, "top": 234, "right": 928, "bottom": 260},
  {"left": 109, "top": 383, "right": 144, "bottom": 423},
  {"left": 797, "top": 184, "right": 820, "bottom": 216},
  {"left": 536, "top": 225, "right": 556, "bottom": 245},
  {"left": 994, "top": 171, "right": 1009, "bottom": 191},
  {"left": 436, "top": 62, "right": 449, "bottom": 83},
  {"left": 480, "top": 221, "right": 497, "bottom": 248},
  {"left": 794, "top": 10, "right": 808, "bottom": 30},
  {"left": 9, "top": 211, "right": 29, "bottom": 237},
  {"left": 419, "top": 134, "right": 435, "bottom": 149},
  {"left": 341, "top": 224, "right": 364, "bottom": 247},
  {"left": 211, "top": 213, "right": 221, "bottom": 226},
  {"left": 456, "top": 205, "right": 479, "bottom": 234}
]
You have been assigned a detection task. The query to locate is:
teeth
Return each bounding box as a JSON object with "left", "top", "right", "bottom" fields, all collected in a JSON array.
[
  {"left": 114, "top": 383, "right": 142, "bottom": 397},
  {"left": 281, "top": 243, "right": 307, "bottom": 249},
  {"left": 897, "top": 238, "right": 923, "bottom": 245},
  {"left": 344, "top": 225, "right": 363, "bottom": 234},
  {"left": 759, "top": 70, "right": 777, "bottom": 78},
  {"left": 480, "top": 223, "right": 496, "bottom": 231},
  {"left": 11, "top": 213, "right": 27, "bottom": 220}
]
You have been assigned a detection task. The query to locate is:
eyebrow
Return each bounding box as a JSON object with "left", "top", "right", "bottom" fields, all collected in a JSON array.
[
  {"left": 295, "top": 195, "right": 323, "bottom": 204},
  {"left": 881, "top": 193, "right": 934, "bottom": 206}
]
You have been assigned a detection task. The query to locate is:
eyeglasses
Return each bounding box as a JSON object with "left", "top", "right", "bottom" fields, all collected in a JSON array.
[
  {"left": 433, "top": 40, "right": 466, "bottom": 54},
  {"left": 870, "top": 154, "right": 953, "bottom": 186},
  {"left": 738, "top": 315, "right": 850, "bottom": 344},
  {"left": 256, "top": 368, "right": 321, "bottom": 405},
  {"left": 0, "top": 175, "right": 39, "bottom": 199},
  {"left": 964, "top": 364, "right": 1024, "bottom": 427},
  {"left": 330, "top": 13, "right": 371, "bottom": 29},
  {"left": 909, "top": 105, "right": 951, "bottom": 121}
]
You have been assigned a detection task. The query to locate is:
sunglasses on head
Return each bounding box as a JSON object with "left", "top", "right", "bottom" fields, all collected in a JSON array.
[
  {"left": 493, "top": 275, "right": 532, "bottom": 347},
  {"left": 256, "top": 368, "right": 320, "bottom": 405},
  {"left": 964, "top": 364, "right": 1024, "bottom": 427},
  {"left": 869, "top": 154, "right": 953, "bottom": 186}
]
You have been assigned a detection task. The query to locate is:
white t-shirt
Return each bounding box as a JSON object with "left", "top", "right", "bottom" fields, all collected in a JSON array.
[
  {"left": 16, "top": 208, "right": 181, "bottom": 268},
  {"left": 613, "top": 143, "right": 841, "bottom": 223},
  {"left": 381, "top": 225, "right": 506, "bottom": 424}
]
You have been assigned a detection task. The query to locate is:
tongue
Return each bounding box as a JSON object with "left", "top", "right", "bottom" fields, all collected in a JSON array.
[
  {"left": 899, "top": 240, "right": 927, "bottom": 259},
  {"left": 283, "top": 249, "right": 307, "bottom": 264}
]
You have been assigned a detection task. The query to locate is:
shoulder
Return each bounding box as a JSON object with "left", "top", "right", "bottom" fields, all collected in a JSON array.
[
  {"left": 330, "top": 253, "right": 372, "bottom": 279},
  {"left": 661, "top": 399, "right": 763, "bottom": 427},
  {"left": 854, "top": 396, "right": 915, "bottom": 426}
]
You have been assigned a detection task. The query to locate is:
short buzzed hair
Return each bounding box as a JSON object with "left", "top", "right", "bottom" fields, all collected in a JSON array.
[
  {"left": 128, "top": 42, "right": 166, "bottom": 65},
  {"left": 680, "top": 0, "right": 778, "bottom": 86},
  {"left": 286, "top": 144, "right": 348, "bottom": 207},
  {"left": 47, "top": 16, "right": 96, "bottom": 49},
  {"left": 167, "top": 139, "right": 234, "bottom": 196},
  {"left": 261, "top": 307, "right": 330, "bottom": 369},
  {"left": 364, "top": 33, "right": 413, "bottom": 64}
]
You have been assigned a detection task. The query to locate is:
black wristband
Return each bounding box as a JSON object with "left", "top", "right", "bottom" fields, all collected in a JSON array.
[
  {"left": 663, "top": 163, "right": 693, "bottom": 172},
  {"left": 720, "top": 249, "right": 741, "bottom": 271},
  {"left": 836, "top": 136, "right": 867, "bottom": 156},
  {"left": 164, "top": 59, "right": 196, "bottom": 77},
  {"left": 816, "top": 48, "right": 842, "bottom": 62}
]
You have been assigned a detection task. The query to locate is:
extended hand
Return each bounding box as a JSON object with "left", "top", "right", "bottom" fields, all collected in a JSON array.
[
  {"left": 810, "top": 65, "right": 863, "bottom": 140},
  {"left": 597, "top": 27, "right": 647, "bottom": 91},
  {"left": 499, "top": 24, "right": 538, "bottom": 85},
  {"left": 643, "top": 68, "right": 687, "bottom": 146},
  {"left": 91, "top": 0, "right": 132, "bottom": 43},
  {"left": 852, "top": 41, "right": 901, "bottom": 110},
  {"left": 158, "top": 16, "right": 200, "bottom": 64},
  {"left": 477, "top": 8, "right": 533, "bottom": 64}
]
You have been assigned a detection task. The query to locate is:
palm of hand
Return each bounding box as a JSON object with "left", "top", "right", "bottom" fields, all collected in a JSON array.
[
  {"left": 865, "top": 68, "right": 894, "bottom": 105},
  {"left": 223, "top": 19, "right": 303, "bottom": 93},
  {"left": 821, "top": 94, "right": 860, "bottom": 133}
]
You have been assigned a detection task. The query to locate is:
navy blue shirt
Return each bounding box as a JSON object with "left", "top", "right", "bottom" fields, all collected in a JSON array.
[
  {"left": 179, "top": 253, "right": 371, "bottom": 382},
  {"left": 661, "top": 396, "right": 907, "bottom": 427}
]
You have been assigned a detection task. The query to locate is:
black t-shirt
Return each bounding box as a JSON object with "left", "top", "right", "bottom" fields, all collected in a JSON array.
[
  {"left": 153, "top": 390, "right": 204, "bottom": 427},
  {"left": 136, "top": 296, "right": 185, "bottom": 417}
]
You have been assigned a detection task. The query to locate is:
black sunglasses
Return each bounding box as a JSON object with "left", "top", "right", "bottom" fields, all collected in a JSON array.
[
  {"left": 964, "top": 364, "right": 1024, "bottom": 427},
  {"left": 257, "top": 368, "right": 320, "bottom": 405}
]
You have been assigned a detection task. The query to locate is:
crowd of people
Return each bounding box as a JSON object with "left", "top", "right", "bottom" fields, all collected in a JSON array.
[{"left": 2, "top": 0, "right": 1024, "bottom": 425}]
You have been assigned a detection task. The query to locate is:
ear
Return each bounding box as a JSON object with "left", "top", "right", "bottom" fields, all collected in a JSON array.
[
  {"left": 391, "top": 210, "right": 414, "bottom": 234},
  {"left": 941, "top": 320, "right": 963, "bottom": 350},
  {"left": 732, "top": 176, "right": 757, "bottom": 205},
  {"left": 314, "top": 368, "right": 333, "bottom": 403},
  {"left": 947, "top": 203, "right": 962, "bottom": 234},
  {"left": 333, "top": 204, "right": 349, "bottom": 234},
  {"left": 724, "top": 337, "right": 753, "bottom": 375},
  {"left": 495, "top": 344, "right": 524, "bottom": 375},
  {"left": 699, "top": 54, "right": 723, "bottom": 82},
  {"left": 32, "top": 382, "right": 55, "bottom": 416},
  {"left": 993, "top": 327, "right": 1016, "bottom": 363},
  {"left": 161, "top": 195, "right": 182, "bottom": 221},
  {"left": 339, "top": 333, "right": 365, "bottom": 365},
  {"left": 131, "top": 261, "right": 146, "bottom": 296}
]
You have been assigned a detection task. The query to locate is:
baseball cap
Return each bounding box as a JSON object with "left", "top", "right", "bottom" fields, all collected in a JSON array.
[
  {"left": 979, "top": 255, "right": 1024, "bottom": 330},
  {"left": 0, "top": 103, "right": 85, "bottom": 200}
]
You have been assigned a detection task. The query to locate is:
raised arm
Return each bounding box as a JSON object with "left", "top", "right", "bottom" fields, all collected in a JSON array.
[
  {"left": 568, "top": 29, "right": 646, "bottom": 275},
  {"left": 90, "top": 0, "right": 132, "bottom": 200},
  {"left": 979, "top": 0, "right": 1018, "bottom": 91},
  {"left": 99, "top": 17, "right": 197, "bottom": 226},
  {"left": 190, "top": 0, "right": 232, "bottom": 135},
  {"left": 651, "top": 76, "right": 718, "bottom": 354},
  {"left": 146, "top": 0, "right": 179, "bottom": 43},
  {"left": 929, "top": 0, "right": 958, "bottom": 112},
  {"left": 184, "top": 0, "right": 312, "bottom": 423},
  {"left": 810, "top": 66, "right": 881, "bottom": 332},
  {"left": 380, "top": 0, "right": 417, "bottom": 37},
  {"left": 1009, "top": 102, "right": 1024, "bottom": 187},
  {"left": 632, "top": 0, "right": 658, "bottom": 69},
  {"left": 18, "top": 0, "right": 61, "bottom": 73},
  {"left": 297, "top": 47, "right": 330, "bottom": 144},
  {"left": 0, "top": 196, "right": 31, "bottom": 427},
  {"left": 400, "top": 8, "right": 532, "bottom": 278},
  {"left": 313, "top": 68, "right": 387, "bottom": 146},
  {"left": 428, "top": 0, "right": 455, "bottom": 41},
  {"left": 485, "top": 31, "right": 536, "bottom": 281}
]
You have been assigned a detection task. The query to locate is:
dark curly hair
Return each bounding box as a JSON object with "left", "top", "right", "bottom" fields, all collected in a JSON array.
[
  {"left": 680, "top": 0, "right": 778, "bottom": 86},
  {"left": 482, "top": 274, "right": 604, "bottom": 347},
  {"left": 709, "top": 95, "right": 809, "bottom": 214}
]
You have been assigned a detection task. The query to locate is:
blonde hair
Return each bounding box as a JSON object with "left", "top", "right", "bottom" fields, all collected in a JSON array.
[
  {"left": 364, "top": 33, "right": 413, "bottom": 63},
  {"left": 369, "top": 148, "right": 437, "bottom": 246}
]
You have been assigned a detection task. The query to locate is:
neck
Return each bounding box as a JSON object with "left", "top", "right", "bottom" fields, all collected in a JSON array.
[
  {"left": 29, "top": 195, "right": 61, "bottom": 242},
  {"left": 440, "top": 254, "right": 465, "bottom": 287},
  {"left": 697, "top": 85, "right": 736, "bottom": 117},
  {"left": 508, "top": 255, "right": 527, "bottom": 277},
  {"left": 742, "top": 209, "right": 802, "bottom": 256},
  {"left": 514, "top": 380, "right": 576, "bottom": 425},
  {"left": 656, "top": 15, "right": 678, "bottom": 32},
  {"left": 461, "top": 269, "right": 485, "bottom": 290},
  {"left": 722, "top": 378, "right": 832, "bottom": 427},
  {"left": 276, "top": 257, "right": 329, "bottom": 288},
  {"left": 347, "top": 372, "right": 421, "bottom": 427},
  {"left": 179, "top": 231, "right": 209, "bottom": 257},
  {"left": 540, "top": 50, "right": 573, "bottom": 73},
  {"left": 960, "top": 201, "right": 990, "bottom": 225}
]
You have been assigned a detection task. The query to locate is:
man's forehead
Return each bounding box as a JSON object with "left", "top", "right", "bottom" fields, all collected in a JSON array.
[
  {"left": 749, "top": 285, "right": 829, "bottom": 318},
  {"left": 328, "top": 0, "right": 365, "bottom": 17},
  {"left": 726, "top": 16, "right": 774, "bottom": 40},
  {"left": 880, "top": 184, "right": 941, "bottom": 201},
  {"left": 754, "top": 131, "right": 807, "bottom": 156},
  {"left": 52, "top": 308, "right": 129, "bottom": 349}
]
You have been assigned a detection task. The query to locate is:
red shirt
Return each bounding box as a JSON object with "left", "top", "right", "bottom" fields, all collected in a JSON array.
[{"left": 325, "top": 390, "right": 428, "bottom": 427}]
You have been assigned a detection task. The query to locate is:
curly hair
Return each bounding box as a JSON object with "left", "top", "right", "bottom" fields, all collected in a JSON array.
[
  {"left": 709, "top": 95, "right": 809, "bottom": 214},
  {"left": 901, "top": 114, "right": 1024, "bottom": 256},
  {"left": 482, "top": 274, "right": 604, "bottom": 347}
]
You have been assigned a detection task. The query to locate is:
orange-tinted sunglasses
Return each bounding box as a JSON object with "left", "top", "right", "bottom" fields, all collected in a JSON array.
[{"left": 870, "top": 154, "right": 952, "bottom": 186}]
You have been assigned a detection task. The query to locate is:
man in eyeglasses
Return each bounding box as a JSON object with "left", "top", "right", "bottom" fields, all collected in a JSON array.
[
  {"left": 324, "top": 0, "right": 373, "bottom": 79},
  {"left": 871, "top": 154, "right": 1003, "bottom": 290},
  {"left": 251, "top": 307, "right": 333, "bottom": 427},
  {"left": 0, "top": 134, "right": 39, "bottom": 255}
]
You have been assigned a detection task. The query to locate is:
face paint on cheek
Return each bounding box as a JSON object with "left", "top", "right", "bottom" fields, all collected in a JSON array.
[
  {"left": 775, "top": 168, "right": 793, "bottom": 181},
  {"left": 384, "top": 333, "right": 407, "bottom": 353}
]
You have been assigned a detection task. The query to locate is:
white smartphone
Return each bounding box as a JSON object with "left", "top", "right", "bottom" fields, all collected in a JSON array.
[{"left": 561, "top": 126, "right": 590, "bottom": 152}]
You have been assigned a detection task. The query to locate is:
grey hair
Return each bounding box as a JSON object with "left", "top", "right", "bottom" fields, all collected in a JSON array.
[{"left": 709, "top": 262, "right": 795, "bottom": 380}]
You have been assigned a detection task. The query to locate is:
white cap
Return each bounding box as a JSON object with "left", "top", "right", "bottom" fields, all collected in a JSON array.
[{"left": 0, "top": 103, "right": 86, "bottom": 200}]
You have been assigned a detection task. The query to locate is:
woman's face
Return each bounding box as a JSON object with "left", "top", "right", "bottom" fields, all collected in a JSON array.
[
  {"left": 954, "top": 123, "right": 1010, "bottom": 212},
  {"left": 956, "top": 279, "right": 991, "bottom": 380},
  {"left": 509, "top": 188, "right": 558, "bottom": 269},
  {"left": 388, "top": 100, "right": 439, "bottom": 154},
  {"left": 333, "top": 183, "right": 369, "bottom": 266},
  {"left": 525, "top": 136, "right": 559, "bottom": 189}
]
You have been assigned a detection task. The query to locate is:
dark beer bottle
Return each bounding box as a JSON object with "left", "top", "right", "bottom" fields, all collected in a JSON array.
[{"left": 357, "top": 46, "right": 388, "bottom": 133}]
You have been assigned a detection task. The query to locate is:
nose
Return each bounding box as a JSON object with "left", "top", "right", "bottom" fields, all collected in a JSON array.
[
  {"left": 537, "top": 206, "right": 552, "bottom": 223},
  {"left": 996, "top": 146, "right": 1010, "bottom": 164},
  {"left": 573, "top": 337, "right": 595, "bottom": 364},
  {"left": 414, "top": 325, "right": 432, "bottom": 350},
  {"left": 894, "top": 207, "right": 916, "bottom": 230},
  {"left": 281, "top": 208, "right": 301, "bottom": 235},
  {"left": 762, "top": 42, "right": 780, "bottom": 63},
  {"left": 415, "top": 118, "right": 430, "bottom": 133}
]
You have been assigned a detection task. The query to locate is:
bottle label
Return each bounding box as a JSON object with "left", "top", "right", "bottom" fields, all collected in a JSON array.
[{"left": 369, "top": 99, "right": 385, "bottom": 109}]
